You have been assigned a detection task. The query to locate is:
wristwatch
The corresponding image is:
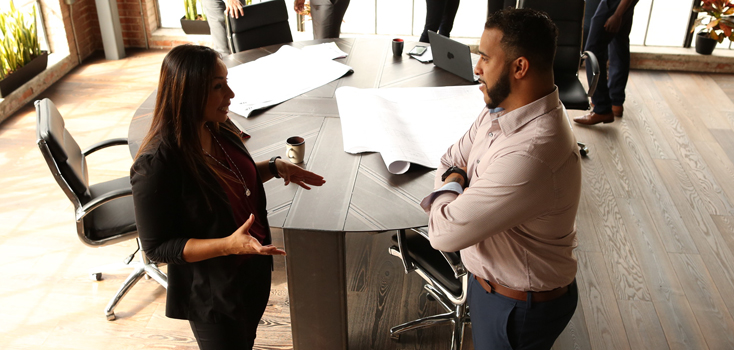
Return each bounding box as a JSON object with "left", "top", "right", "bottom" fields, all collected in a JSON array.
[
  {"left": 269, "top": 156, "right": 281, "bottom": 178},
  {"left": 441, "top": 166, "right": 468, "bottom": 187}
]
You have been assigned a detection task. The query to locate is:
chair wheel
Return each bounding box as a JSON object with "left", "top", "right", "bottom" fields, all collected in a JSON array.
[
  {"left": 578, "top": 142, "right": 589, "bottom": 156},
  {"left": 91, "top": 272, "right": 102, "bottom": 281},
  {"left": 106, "top": 312, "right": 116, "bottom": 321}
]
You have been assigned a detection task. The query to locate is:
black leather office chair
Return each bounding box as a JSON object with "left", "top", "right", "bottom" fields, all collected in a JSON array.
[
  {"left": 518, "top": 0, "right": 600, "bottom": 156},
  {"left": 225, "top": 0, "right": 293, "bottom": 53},
  {"left": 388, "top": 228, "right": 469, "bottom": 350},
  {"left": 35, "top": 98, "right": 167, "bottom": 321}
]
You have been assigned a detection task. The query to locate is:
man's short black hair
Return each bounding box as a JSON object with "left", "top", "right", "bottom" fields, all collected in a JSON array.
[{"left": 485, "top": 8, "right": 558, "bottom": 72}]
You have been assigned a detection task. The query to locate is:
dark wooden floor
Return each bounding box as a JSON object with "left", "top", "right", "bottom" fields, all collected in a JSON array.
[{"left": 1, "top": 48, "right": 734, "bottom": 349}]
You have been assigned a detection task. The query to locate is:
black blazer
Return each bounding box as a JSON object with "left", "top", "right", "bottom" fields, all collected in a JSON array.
[{"left": 131, "top": 125, "right": 273, "bottom": 322}]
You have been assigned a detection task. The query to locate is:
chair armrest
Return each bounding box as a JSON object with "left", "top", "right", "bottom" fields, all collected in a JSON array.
[
  {"left": 83, "top": 138, "right": 129, "bottom": 156},
  {"left": 411, "top": 227, "right": 467, "bottom": 279},
  {"left": 396, "top": 229, "right": 416, "bottom": 274},
  {"left": 582, "top": 51, "right": 600, "bottom": 98},
  {"left": 76, "top": 188, "right": 133, "bottom": 221}
]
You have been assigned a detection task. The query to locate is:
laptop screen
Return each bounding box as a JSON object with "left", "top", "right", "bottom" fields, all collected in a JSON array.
[{"left": 428, "top": 31, "right": 479, "bottom": 83}]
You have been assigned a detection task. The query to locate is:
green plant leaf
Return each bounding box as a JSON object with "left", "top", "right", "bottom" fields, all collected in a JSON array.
[{"left": 0, "top": 3, "right": 41, "bottom": 79}]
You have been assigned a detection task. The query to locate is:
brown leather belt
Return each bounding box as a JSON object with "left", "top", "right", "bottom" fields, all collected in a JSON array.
[{"left": 474, "top": 276, "right": 569, "bottom": 303}]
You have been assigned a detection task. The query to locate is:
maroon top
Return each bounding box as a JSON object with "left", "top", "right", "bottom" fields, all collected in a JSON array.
[{"left": 208, "top": 134, "right": 268, "bottom": 247}]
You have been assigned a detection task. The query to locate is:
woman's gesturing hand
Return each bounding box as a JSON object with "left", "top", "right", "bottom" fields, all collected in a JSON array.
[
  {"left": 227, "top": 215, "right": 286, "bottom": 256},
  {"left": 275, "top": 159, "right": 326, "bottom": 189}
]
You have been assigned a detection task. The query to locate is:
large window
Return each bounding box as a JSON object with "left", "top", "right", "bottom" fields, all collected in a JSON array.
[
  {"left": 1, "top": 0, "right": 49, "bottom": 52},
  {"left": 632, "top": 0, "right": 732, "bottom": 49},
  {"left": 155, "top": 0, "right": 731, "bottom": 49}
]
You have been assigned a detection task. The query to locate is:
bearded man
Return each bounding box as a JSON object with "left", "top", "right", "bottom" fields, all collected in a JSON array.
[{"left": 420, "top": 8, "right": 583, "bottom": 350}]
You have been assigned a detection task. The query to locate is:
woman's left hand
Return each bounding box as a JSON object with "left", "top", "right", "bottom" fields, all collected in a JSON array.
[{"left": 275, "top": 159, "right": 326, "bottom": 189}]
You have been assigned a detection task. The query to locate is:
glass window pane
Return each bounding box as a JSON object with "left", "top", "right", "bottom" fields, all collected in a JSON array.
[
  {"left": 342, "top": 0, "right": 376, "bottom": 34},
  {"left": 376, "top": 0, "right": 413, "bottom": 35},
  {"left": 160, "top": 0, "right": 184, "bottom": 28},
  {"left": 629, "top": 0, "right": 653, "bottom": 45},
  {"left": 645, "top": 0, "right": 693, "bottom": 46}
]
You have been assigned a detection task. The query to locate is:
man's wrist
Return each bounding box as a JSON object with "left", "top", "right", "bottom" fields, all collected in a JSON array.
[
  {"left": 443, "top": 172, "right": 466, "bottom": 187},
  {"left": 441, "top": 166, "right": 468, "bottom": 188}
]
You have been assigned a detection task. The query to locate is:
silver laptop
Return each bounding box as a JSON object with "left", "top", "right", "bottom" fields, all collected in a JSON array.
[{"left": 428, "top": 31, "right": 480, "bottom": 83}]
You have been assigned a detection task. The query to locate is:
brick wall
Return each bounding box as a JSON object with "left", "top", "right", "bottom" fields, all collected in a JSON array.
[
  {"left": 63, "top": 0, "right": 159, "bottom": 55},
  {"left": 68, "top": 0, "right": 103, "bottom": 60},
  {"left": 117, "top": 0, "right": 151, "bottom": 48}
]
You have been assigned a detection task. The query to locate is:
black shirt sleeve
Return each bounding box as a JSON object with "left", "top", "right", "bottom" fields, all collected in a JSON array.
[{"left": 131, "top": 151, "right": 189, "bottom": 265}]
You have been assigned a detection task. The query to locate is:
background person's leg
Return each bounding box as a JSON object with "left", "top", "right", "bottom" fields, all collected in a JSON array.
[
  {"left": 608, "top": 6, "right": 635, "bottom": 109},
  {"left": 438, "top": 0, "right": 460, "bottom": 38},
  {"left": 311, "top": 0, "right": 350, "bottom": 39},
  {"left": 201, "top": 0, "right": 229, "bottom": 55},
  {"left": 420, "top": 0, "right": 447, "bottom": 42},
  {"left": 585, "top": 0, "right": 616, "bottom": 114}
]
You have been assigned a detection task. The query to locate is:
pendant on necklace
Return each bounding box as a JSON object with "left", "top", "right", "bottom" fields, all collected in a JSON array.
[{"left": 246, "top": 188, "right": 251, "bottom": 197}]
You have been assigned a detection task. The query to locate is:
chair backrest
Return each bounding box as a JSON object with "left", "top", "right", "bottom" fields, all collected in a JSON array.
[
  {"left": 36, "top": 98, "right": 90, "bottom": 209},
  {"left": 517, "top": 0, "right": 585, "bottom": 76},
  {"left": 225, "top": 0, "right": 293, "bottom": 53},
  {"left": 517, "top": 0, "right": 594, "bottom": 110}
]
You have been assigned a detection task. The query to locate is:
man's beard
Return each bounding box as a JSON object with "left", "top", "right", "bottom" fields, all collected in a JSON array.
[{"left": 485, "top": 64, "right": 511, "bottom": 109}]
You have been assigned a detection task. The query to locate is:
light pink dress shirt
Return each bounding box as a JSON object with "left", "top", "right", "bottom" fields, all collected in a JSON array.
[{"left": 423, "top": 88, "right": 582, "bottom": 292}]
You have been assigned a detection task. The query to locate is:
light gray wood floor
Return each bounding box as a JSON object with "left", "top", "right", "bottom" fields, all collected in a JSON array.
[{"left": 1, "top": 49, "right": 734, "bottom": 349}]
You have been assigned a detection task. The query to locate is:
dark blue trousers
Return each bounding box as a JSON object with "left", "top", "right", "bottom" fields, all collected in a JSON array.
[
  {"left": 419, "top": 0, "right": 461, "bottom": 43},
  {"left": 468, "top": 276, "right": 578, "bottom": 350},
  {"left": 585, "top": 0, "right": 636, "bottom": 114}
]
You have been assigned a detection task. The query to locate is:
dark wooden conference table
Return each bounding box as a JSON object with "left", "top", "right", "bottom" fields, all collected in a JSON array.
[{"left": 128, "top": 37, "right": 475, "bottom": 349}]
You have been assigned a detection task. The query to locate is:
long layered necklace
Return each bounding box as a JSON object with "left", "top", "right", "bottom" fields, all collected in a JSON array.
[{"left": 202, "top": 125, "right": 251, "bottom": 197}]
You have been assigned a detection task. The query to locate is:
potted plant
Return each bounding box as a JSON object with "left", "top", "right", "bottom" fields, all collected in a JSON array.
[
  {"left": 180, "top": 0, "right": 210, "bottom": 35},
  {"left": 692, "top": 0, "right": 734, "bottom": 55},
  {"left": 0, "top": 2, "right": 47, "bottom": 98}
]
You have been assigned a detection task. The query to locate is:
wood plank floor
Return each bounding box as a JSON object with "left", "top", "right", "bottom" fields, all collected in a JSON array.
[{"left": 1, "top": 49, "right": 734, "bottom": 349}]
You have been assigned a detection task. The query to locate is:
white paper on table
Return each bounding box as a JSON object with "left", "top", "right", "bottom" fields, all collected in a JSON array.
[
  {"left": 227, "top": 45, "right": 353, "bottom": 117},
  {"left": 336, "top": 85, "right": 485, "bottom": 174},
  {"left": 301, "top": 42, "right": 349, "bottom": 60}
]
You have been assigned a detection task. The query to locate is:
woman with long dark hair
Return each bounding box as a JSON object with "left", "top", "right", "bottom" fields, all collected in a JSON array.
[{"left": 131, "top": 44, "right": 325, "bottom": 349}]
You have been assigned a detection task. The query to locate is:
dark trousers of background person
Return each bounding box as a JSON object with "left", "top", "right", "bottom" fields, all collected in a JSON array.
[
  {"left": 486, "top": 0, "right": 516, "bottom": 15},
  {"left": 468, "top": 276, "right": 578, "bottom": 350},
  {"left": 187, "top": 256, "right": 272, "bottom": 350},
  {"left": 419, "top": 0, "right": 461, "bottom": 43},
  {"left": 201, "top": 0, "right": 230, "bottom": 55},
  {"left": 584, "top": 0, "right": 602, "bottom": 47},
  {"left": 310, "top": 0, "right": 351, "bottom": 39},
  {"left": 585, "top": 0, "right": 635, "bottom": 115}
]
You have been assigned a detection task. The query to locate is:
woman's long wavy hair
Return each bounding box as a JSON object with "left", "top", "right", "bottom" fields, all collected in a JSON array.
[{"left": 135, "top": 45, "right": 226, "bottom": 203}]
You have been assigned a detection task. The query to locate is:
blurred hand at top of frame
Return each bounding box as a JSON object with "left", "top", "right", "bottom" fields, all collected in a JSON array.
[
  {"left": 225, "top": 0, "right": 245, "bottom": 18},
  {"left": 294, "top": 0, "right": 307, "bottom": 14}
]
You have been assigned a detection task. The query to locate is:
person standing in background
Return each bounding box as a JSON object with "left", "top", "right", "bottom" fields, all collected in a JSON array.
[
  {"left": 202, "top": 0, "right": 248, "bottom": 55},
  {"left": 294, "top": 0, "right": 351, "bottom": 39},
  {"left": 573, "top": 0, "right": 638, "bottom": 125},
  {"left": 419, "top": 0, "right": 461, "bottom": 43}
]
